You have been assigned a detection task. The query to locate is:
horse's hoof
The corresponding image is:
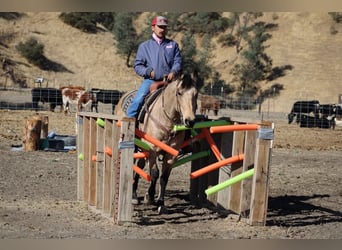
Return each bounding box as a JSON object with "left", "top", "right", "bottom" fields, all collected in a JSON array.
[
  {"left": 158, "top": 205, "right": 168, "bottom": 214},
  {"left": 143, "top": 193, "right": 154, "bottom": 205},
  {"left": 156, "top": 199, "right": 164, "bottom": 207},
  {"left": 132, "top": 192, "right": 140, "bottom": 205},
  {"left": 132, "top": 198, "right": 139, "bottom": 205}
]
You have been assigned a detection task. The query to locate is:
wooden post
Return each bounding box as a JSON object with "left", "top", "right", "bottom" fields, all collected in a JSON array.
[
  {"left": 23, "top": 116, "right": 42, "bottom": 151},
  {"left": 116, "top": 117, "right": 135, "bottom": 224},
  {"left": 83, "top": 116, "right": 90, "bottom": 201},
  {"left": 77, "top": 115, "right": 84, "bottom": 201},
  {"left": 249, "top": 121, "right": 273, "bottom": 226}
]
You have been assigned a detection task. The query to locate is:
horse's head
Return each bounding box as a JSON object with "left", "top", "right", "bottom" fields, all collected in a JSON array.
[{"left": 175, "top": 73, "right": 198, "bottom": 128}]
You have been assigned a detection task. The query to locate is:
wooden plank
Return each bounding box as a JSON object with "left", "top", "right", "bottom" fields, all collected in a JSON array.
[
  {"left": 228, "top": 127, "right": 245, "bottom": 213},
  {"left": 103, "top": 119, "right": 113, "bottom": 214},
  {"left": 116, "top": 118, "right": 135, "bottom": 224},
  {"left": 82, "top": 116, "right": 90, "bottom": 202},
  {"left": 96, "top": 118, "right": 105, "bottom": 209},
  {"left": 88, "top": 117, "right": 97, "bottom": 206},
  {"left": 78, "top": 111, "right": 121, "bottom": 120},
  {"left": 76, "top": 114, "right": 84, "bottom": 201},
  {"left": 216, "top": 131, "right": 233, "bottom": 210},
  {"left": 249, "top": 121, "right": 273, "bottom": 226},
  {"left": 189, "top": 139, "right": 202, "bottom": 204},
  {"left": 239, "top": 130, "right": 257, "bottom": 217},
  {"left": 111, "top": 121, "right": 120, "bottom": 219},
  {"left": 206, "top": 133, "right": 221, "bottom": 205}
]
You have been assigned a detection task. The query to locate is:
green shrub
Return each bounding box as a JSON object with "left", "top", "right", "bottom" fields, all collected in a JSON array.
[
  {"left": 59, "top": 12, "right": 97, "bottom": 33},
  {"left": 16, "top": 37, "right": 45, "bottom": 66}
]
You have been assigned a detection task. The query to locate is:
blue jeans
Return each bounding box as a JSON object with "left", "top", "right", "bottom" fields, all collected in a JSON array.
[{"left": 126, "top": 79, "right": 154, "bottom": 118}]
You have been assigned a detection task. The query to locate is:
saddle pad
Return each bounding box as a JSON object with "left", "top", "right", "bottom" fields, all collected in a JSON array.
[
  {"left": 120, "top": 90, "right": 137, "bottom": 114},
  {"left": 138, "top": 87, "right": 164, "bottom": 123},
  {"left": 120, "top": 88, "right": 164, "bottom": 122}
]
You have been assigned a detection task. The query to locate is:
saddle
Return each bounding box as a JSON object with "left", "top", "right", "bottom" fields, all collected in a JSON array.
[{"left": 121, "top": 81, "right": 168, "bottom": 123}]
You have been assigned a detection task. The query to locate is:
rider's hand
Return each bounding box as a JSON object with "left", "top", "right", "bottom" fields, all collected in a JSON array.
[{"left": 167, "top": 72, "right": 174, "bottom": 82}]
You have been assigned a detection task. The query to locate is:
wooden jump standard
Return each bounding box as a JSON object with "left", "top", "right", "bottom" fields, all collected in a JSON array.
[
  {"left": 76, "top": 112, "right": 135, "bottom": 225},
  {"left": 188, "top": 119, "right": 274, "bottom": 226}
]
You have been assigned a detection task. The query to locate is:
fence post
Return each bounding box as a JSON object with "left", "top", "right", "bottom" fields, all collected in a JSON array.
[
  {"left": 116, "top": 117, "right": 135, "bottom": 224},
  {"left": 77, "top": 115, "right": 84, "bottom": 201},
  {"left": 249, "top": 121, "right": 274, "bottom": 226}
]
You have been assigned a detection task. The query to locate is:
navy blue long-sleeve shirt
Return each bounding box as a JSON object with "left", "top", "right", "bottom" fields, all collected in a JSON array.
[{"left": 134, "top": 36, "right": 182, "bottom": 81}]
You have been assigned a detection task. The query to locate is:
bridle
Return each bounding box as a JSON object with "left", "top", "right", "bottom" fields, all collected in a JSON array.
[{"left": 144, "top": 83, "right": 182, "bottom": 136}]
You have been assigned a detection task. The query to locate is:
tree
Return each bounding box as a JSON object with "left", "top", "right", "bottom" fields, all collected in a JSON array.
[
  {"left": 329, "top": 12, "right": 342, "bottom": 23},
  {"left": 59, "top": 12, "right": 98, "bottom": 33},
  {"left": 231, "top": 21, "right": 274, "bottom": 97},
  {"left": 111, "top": 13, "right": 142, "bottom": 67},
  {"left": 180, "top": 33, "right": 197, "bottom": 75}
]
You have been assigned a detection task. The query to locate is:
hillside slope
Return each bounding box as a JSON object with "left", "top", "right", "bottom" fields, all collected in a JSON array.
[
  {"left": 1, "top": 12, "right": 341, "bottom": 113},
  {"left": 0, "top": 12, "right": 141, "bottom": 92}
]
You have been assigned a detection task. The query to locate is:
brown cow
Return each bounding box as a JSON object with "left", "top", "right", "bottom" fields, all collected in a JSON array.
[
  {"left": 60, "top": 86, "right": 93, "bottom": 114},
  {"left": 200, "top": 94, "right": 220, "bottom": 116}
]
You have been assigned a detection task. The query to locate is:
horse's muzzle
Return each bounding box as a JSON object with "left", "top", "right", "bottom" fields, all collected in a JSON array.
[{"left": 184, "top": 119, "right": 195, "bottom": 128}]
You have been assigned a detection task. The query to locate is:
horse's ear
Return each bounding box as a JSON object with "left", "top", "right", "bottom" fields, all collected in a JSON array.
[
  {"left": 180, "top": 73, "right": 193, "bottom": 89},
  {"left": 192, "top": 70, "right": 199, "bottom": 85}
]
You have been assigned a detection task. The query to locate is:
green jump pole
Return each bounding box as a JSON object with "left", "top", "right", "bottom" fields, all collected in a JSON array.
[
  {"left": 172, "top": 150, "right": 210, "bottom": 168},
  {"left": 134, "top": 138, "right": 151, "bottom": 151},
  {"left": 173, "top": 120, "right": 232, "bottom": 131},
  {"left": 205, "top": 168, "right": 254, "bottom": 196}
]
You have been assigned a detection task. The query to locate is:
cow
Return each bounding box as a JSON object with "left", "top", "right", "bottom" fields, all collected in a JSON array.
[
  {"left": 288, "top": 100, "right": 320, "bottom": 124},
  {"left": 60, "top": 86, "right": 93, "bottom": 114},
  {"left": 318, "top": 104, "right": 342, "bottom": 129},
  {"left": 31, "top": 87, "right": 63, "bottom": 112},
  {"left": 89, "top": 88, "right": 124, "bottom": 114},
  {"left": 200, "top": 94, "right": 220, "bottom": 116},
  {"left": 294, "top": 103, "right": 341, "bottom": 129}
]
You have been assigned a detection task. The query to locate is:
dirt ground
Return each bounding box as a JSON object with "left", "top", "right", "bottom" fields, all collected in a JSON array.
[{"left": 0, "top": 104, "right": 341, "bottom": 239}]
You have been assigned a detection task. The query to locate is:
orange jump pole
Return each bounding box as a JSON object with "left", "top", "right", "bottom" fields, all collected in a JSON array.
[
  {"left": 202, "top": 128, "right": 222, "bottom": 161},
  {"left": 135, "top": 129, "right": 179, "bottom": 157},
  {"left": 181, "top": 132, "right": 205, "bottom": 149},
  {"left": 210, "top": 124, "right": 259, "bottom": 134},
  {"left": 134, "top": 151, "right": 149, "bottom": 159},
  {"left": 105, "top": 146, "right": 112, "bottom": 156},
  {"left": 133, "top": 164, "right": 151, "bottom": 181},
  {"left": 190, "top": 153, "right": 244, "bottom": 179}
]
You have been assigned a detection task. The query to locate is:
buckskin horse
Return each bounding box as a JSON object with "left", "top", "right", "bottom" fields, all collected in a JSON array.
[{"left": 115, "top": 74, "right": 198, "bottom": 214}]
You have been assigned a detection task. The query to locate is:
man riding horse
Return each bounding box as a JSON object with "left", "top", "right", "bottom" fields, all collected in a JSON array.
[
  {"left": 117, "top": 16, "right": 198, "bottom": 214},
  {"left": 126, "top": 15, "right": 182, "bottom": 119}
]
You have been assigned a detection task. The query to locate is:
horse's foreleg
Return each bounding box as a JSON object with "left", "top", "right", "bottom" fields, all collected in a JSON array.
[
  {"left": 146, "top": 164, "right": 159, "bottom": 205},
  {"left": 132, "top": 158, "right": 145, "bottom": 205},
  {"left": 157, "top": 166, "right": 172, "bottom": 207}
]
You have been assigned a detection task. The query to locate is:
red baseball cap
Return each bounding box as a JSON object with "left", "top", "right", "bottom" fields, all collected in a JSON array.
[{"left": 151, "top": 16, "right": 168, "bottom": 26}]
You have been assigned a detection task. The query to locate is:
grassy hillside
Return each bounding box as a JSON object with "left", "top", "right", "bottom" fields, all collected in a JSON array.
[{"left": 1, "top": 12, "right": 342, "bottom": 113}]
